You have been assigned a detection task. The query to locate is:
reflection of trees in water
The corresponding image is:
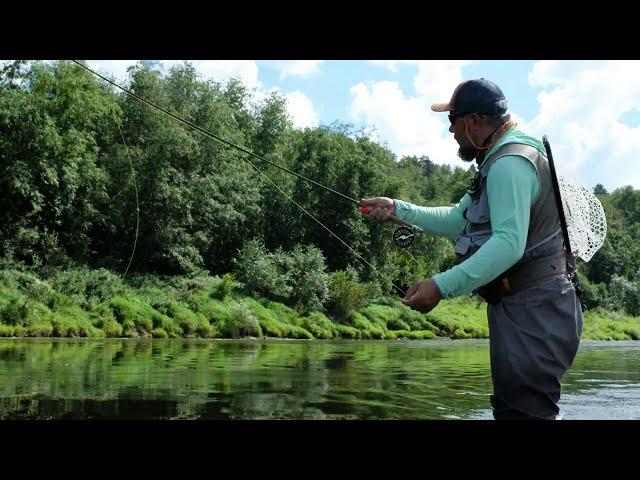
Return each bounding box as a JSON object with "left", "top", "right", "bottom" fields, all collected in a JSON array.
[
  {"left": 0, "top": 339, "right": 336, "bottom": 419},
  {"left": 2, "top": 340, "right": 636, "bottom": 419},
  {"left": 0, "top": 339, "right": 494, "bottom": 419},
  {"left": 225, "top": 392, "right": 327, "bottom": 419}
]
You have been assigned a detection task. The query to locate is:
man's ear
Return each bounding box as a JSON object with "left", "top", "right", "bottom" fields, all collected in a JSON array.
[{"left": 467, "top": 113, "right": 482, "bottom": 128}]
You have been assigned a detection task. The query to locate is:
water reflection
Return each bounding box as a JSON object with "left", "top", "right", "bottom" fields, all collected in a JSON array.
[{"left": 0, "top": 339, "right": 638, "bottom": 419}]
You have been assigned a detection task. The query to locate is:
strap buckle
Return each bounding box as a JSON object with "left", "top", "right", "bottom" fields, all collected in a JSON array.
[{"left": 501, "top": 277, "right": 513, "bottom": 295}]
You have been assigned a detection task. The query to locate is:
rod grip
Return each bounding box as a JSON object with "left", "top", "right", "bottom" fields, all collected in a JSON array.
[{"left": 359, "top": 207, "right": 415, "bottom": 229}]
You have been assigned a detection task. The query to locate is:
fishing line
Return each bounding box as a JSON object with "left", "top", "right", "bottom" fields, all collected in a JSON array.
[
  {"left": 241, "top": 157, "right": 408, "bottom": 296},
  {"left": 72, "top": 60, "right": 422, "bottom": 296},
  {"left": 115, "top": 119, "right": 139, "bottom": 277},
  {"left": 71, "top": 60, "right": 359, "bottom": 205}
]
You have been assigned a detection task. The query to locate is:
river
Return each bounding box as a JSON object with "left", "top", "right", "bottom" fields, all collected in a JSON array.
[{"left": 0, "top": 338, "right": 638, "bottom": 420}]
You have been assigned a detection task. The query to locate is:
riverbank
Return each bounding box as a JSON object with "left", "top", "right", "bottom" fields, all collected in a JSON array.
[{"left": 1, "top": 266, "right": 638, "bottom": 341}]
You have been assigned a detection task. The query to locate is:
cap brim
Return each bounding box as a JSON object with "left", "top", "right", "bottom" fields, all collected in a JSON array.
[{"left": 431, "top": 102, "right": 453, "bottom": 112}]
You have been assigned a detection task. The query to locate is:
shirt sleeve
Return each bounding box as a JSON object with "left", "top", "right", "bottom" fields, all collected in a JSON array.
[
  {"left": 431, "top": 155, "right": 540, "bottom": 298},
  {"left": 394, "top": 195, "right": 471, "bottom": 239}
]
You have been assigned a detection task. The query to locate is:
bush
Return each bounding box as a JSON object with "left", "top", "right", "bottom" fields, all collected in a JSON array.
[
  {"left": 234, "top": 239, "right": 292, "bottom": 300},
  {"left": 606, "top": 274, "right": 640, "bottom": 316},
  {"left": 582, "top": 307, "right": 640, "bottom": 340},
  {"left": 12, "top": 326, "right": 27, "bottom": 337},
  {"left": 101, "top": 317, "right": 124, "bottom": 337},
  {"left": 0, "top": 293, "right": 58, "bottom": 336},
  {"left": 286, "top": 245, "right": 329, "bottom": 314},
  {"left": 577, "top": 270, "right": 607, "bottom": 310},
  {"left": 234, "top": 240, "right": 330, "bottom": 314},
  {"left": 152, "top": 328, "right": 169, "bottom": 338},
  {"left": 48, "top": 267, "right": 128, "bottom": 305},
  {"left": 217, "top": 302, "right": 263, "bottom": 338},
  {"left": 326, "top": 268, "right": 376, "bottom": 321},
  {"left": 452, "top": 327, "right": 472, "bottom": 339},
  {"left": 0, "top": 294, "right": 30, "bottom": 326},
  {"left": 213, "top": 273, "right": 235, "bottom": 299},
  {"left": 0, "top": 325, "right": 15, "bottom": 337},
  {"left": 397, "top": 306, "right": 439, "bottom": 333}
]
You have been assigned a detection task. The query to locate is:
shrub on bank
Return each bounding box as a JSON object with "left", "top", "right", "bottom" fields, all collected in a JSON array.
[
  {"left": 217, "top": 302, "right": 262, "bottom": 338},
  {"left": 234, "top": 240, "right": 330, "bottom": 315}
]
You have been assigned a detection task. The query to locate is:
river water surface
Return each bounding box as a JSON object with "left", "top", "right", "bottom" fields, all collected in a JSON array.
[{"left": 0, "top": 338, "right": 638, "bottom": 420}]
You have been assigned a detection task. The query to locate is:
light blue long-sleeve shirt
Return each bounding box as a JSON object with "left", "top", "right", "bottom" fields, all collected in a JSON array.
[{"left": 394, "top": 128, "right": 544, "bottom": 298}]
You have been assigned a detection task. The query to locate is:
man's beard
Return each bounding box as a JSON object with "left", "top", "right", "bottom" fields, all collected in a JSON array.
[{"left": 457, "top": 143, "right": 478, "bottom": 162}]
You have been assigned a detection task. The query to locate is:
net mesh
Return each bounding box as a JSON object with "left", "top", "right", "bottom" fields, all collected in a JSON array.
[{"left": 558, "top": 176, "right": 607, "bottom": 262}]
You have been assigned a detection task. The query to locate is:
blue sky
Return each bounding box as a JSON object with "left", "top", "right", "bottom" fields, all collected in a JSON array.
[
  {"left": 257, "top": 60, "right": 543, "bottom": 127},
  {"left": 36, "top": 60, "right": 640, "bottom": 191}
]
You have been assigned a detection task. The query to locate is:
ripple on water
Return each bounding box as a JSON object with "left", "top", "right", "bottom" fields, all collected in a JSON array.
[{"left": 0, "top": 338, "right": 639, "bottom": 419}]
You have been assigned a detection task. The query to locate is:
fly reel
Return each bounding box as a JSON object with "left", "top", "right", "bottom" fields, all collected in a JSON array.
[{"left": 393, "top": 226, "right": 417, "bottom": 248}]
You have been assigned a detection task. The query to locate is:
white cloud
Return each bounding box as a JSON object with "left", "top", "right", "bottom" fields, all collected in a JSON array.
[
  {"left": 349, "top": 80, "right": 462, "bottom": 167},
  {"left": 528, "top": 60, "right": 604, "bottom": 88},
  {"left": 246, "top": 84, "right": 318, "bottom": 132},
  {"left": 358, "top": 60, "right": 640, "bottom": 191},
  {"left": 158, "top": 60, "right": 260, "bottom": 89},
  {"left": 349, "top": 61, "right": 473, "bottom": 169},
  {"left": 86, "top": 60, "right": 138, "bottom": 82},
  {"left": 370, "top": 60, "right": 411, "bottom": 72},
  {"left": 82, "top": 60, "right": 260, "bottom": 89},
  {"left": 269, "top": 61, "right": 324, "bottom": 80},
  {"left": 252, "top": 87, "right": 319, "bottom": 130},
  {"left": 370, "top": 60, "right": 473, "bottom": 100},
  {"left": 154, "top": 62, "right": 320, "bottom": 132},
  {"left": 522, "top": 60, "right": 640, "bottom": 190},
  {"left": 411, "top": 60, "right": 474, "bottom": 101},
  {"left": 79, "top": 59, "right": 316, "bottom": 135},
  {"left": 285, "top": 91, "right": 318, "bottom": 129}
]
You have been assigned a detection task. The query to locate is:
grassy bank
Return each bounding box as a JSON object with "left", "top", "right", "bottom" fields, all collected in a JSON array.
[{"left": 0, "top": 265, "right": 638, "bottom": 340}]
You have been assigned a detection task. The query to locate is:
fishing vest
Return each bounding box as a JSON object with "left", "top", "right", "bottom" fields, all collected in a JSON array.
[{"left": 455, "top": 142, "right": 567, "bottom": 302}]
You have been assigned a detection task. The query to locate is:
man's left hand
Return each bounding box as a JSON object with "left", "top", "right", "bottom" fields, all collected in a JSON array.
[{"left": 402, "top": 279, "right": 441, "bottom": 313}]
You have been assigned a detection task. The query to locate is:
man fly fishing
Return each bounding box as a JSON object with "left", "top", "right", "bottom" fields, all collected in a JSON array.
[
  {"left": 72, "top": 62, "right": 594, "bottom": 419},
  {"left": 361, "top": 79, "right": 583, "bottom": 420}
]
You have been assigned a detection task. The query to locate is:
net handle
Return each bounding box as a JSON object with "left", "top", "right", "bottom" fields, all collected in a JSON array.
[{"left": 543, "top": 135, "right": 574, "bottom": 257}]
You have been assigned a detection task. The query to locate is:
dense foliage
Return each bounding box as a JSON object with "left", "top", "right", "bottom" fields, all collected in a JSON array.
[{"left": 1, "top": 60, "right": 638, "bottom": 329}]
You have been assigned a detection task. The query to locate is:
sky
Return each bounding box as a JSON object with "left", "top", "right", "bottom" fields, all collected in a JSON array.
[{"left": 8, "top": 60, "right": 640, "bottom": 192}]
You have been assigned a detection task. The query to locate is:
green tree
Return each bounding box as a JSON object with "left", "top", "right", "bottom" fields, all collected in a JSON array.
[
  {"left": 0, "top": 61, "right": 118, "bottom": 266},
  {"left": 593, "top": 183, "right": 609, "bottom": 196},
  {"left": 610, "top": 186, "right": 640, "bottom": 226}
]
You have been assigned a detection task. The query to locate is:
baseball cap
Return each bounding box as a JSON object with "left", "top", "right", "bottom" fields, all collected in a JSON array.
[{"left": 431, "top": 78, "right": 509, "bottom": 115}]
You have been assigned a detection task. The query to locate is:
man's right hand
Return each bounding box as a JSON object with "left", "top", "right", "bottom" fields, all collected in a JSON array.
[{"left": 360, "top": 197, "right": 396, "bottom": 223}]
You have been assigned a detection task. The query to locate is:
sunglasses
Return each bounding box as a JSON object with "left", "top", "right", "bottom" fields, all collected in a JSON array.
[{"left": 448, "top": 112, "right": 469, "bottom": 124}]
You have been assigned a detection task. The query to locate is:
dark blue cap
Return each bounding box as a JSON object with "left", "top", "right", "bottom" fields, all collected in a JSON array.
[{"left": 431, "top": 78, "right": 508, "bottom": 115}]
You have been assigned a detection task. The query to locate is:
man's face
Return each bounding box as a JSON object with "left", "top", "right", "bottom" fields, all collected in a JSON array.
[{"left": 449, "top": 113, "right": 477, "bottom": 162}]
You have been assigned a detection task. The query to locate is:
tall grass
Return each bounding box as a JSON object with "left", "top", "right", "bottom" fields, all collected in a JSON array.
[{"left": 1, "top": 263, "right": 639, "bottom": 340}]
